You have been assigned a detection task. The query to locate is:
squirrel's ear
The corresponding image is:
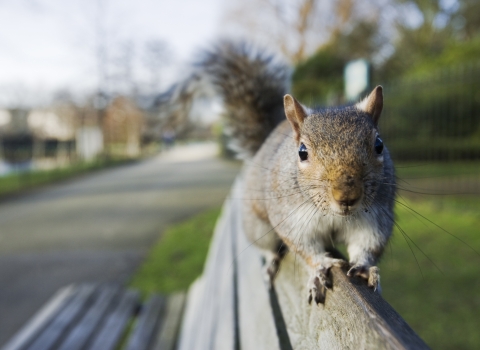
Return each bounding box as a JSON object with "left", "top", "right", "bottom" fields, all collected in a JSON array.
[
  {"left": 284, "top": 94, "right": 307, "bottom": 143},
  {"left": 356, "top": 85, "right": 383, "bottom": 125}
]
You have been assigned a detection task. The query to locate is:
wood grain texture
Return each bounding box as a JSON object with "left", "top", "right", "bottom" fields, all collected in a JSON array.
[
  {"left": 233, "top": 182, "right": 284, "bottom": 350},
  {"left": 87, "top": 289, "right": 140, "bottom": 350},
  {"left": 177, "top": 278, "right": 205, "bottom": 350},
  {"left": 25, "top": 284, "right": 96, "bottom": 350},
  {"left": 1, "top": 285, "right": 76, "bottom": 350},
  {"left": 151, "top": 292, "right": 186, "bottom": 350},
  {"left": 177, "top": 196, "right": 237, "bottom": 350},
  {"left": 57, "top": 287, "right": 119, "bottom": 350},
  {"left": 126, "top": 295, "right": 166, "bottom": 350},
  {"left": 274, "top": 254, "right": 429, "bottom": 349},
  {"left": 3, "top": 286, "right": 185, "bottom": 350}
]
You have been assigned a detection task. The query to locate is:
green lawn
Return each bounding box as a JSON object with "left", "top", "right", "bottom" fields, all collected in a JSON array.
[
  {"left": 380, "top": 196, "right": 480, "bottom": 350},
  {"left": 129, "top": 207, "right": 221, "bottom": 296},
  {"left": 395, "top": 161, "right": 480, "bottom": 179},
  {"left": 129, "top": 195, "right": 480, "bottom": 349},
  {"left": 0, "top": 158, "right": 134, "bottom": 197}
]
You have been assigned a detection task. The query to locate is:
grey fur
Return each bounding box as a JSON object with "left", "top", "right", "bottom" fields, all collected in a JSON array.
[
  {"left": 243, "top": 101, "right": 396, "bottom": 303},
  {"left": 164, "top": 41, "right": 396, "bottom": 304}
]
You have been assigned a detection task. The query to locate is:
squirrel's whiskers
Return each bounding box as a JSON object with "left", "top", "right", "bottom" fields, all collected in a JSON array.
[{"left": 161, "top": 40, "right": 476, "bottom": 304}]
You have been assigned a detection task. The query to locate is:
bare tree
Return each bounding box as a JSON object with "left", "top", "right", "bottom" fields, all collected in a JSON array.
[
  {"left": 222, "top": 0, "right": 331, "bottom": 63},
  {"left": 272, "top": 0, "right": 320, "bottom": 63},
  {"left": 222, "top": 0, "right": 384, "bottom": 64},
  {"left": 143, "top": 39, "right": 172, "bottom": 94},
  {"left": 110, "top": 40, "right": 136, "bottom": 95}
]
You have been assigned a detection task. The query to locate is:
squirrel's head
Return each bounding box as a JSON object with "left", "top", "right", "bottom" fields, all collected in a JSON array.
[{"left": 284, "top": 86, "right": 385, "bottom": 217}]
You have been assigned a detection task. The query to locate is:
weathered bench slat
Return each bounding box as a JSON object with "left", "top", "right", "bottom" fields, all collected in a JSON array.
[
  {"left": 151, "top": 292, "right": 186, "bottom": 350},
  {"left": 25, "top": 284, "right": 96, "bottom": 350},
  {"left": 3, "top": 284, "right": 185, "bottom": 350},
  {"left": 57, "top": 286, "right": 119, "bottom": 350},
  {"left": 86, "top": 289, "right": 140, "bottom": 350},
  {"left": 210, "top": 198, "right": 237, "bottom": 350},
  {"left": 177, "top": 197, "right": 237, "bottom": 350},
  {"left": 176, "top": 278, "right": 205, "bottom": 350},
  {"left": 275, "top": 255, "right": 430, "bottom": 350},
  {"left": 1, "top": 285, "right": 76, "bottom": 350},
  {"left": 232, "top": 181, "right": 284, "bottom": 350},
  {"left": 126, "top": 295, "right": 166, "bottom": 350}
]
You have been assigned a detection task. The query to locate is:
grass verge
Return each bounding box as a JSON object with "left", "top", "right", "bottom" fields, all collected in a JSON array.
[
  {"left": 380, "top": 196, "right": 480, "bottom": 350},
  {"left": 129, "top": 207, "right": 221, "bottom": 296},
  {"left": 128, "top": 197, "right": 480, "bottom": 349},
  {"left": 0, "top": 158, "right": 134, "bottom": 198},
  {"left": 395, "top": 161, "right": 480, "bottom": 178}
]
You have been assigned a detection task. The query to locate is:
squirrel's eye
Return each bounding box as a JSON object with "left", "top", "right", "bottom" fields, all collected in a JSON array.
[
  {"left": 375, "top": 135, "right": 384, "bottom": 155},
  {"left": 299, "top": 143, "right": 308, "bottom": 161}
]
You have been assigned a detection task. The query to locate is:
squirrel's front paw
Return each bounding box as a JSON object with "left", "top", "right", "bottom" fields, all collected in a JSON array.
[
  {"left": 307, "top": 258, "right": 346, "bottom": 305},
  {"left": 347, "top": 264, "right": 381, "bottom": 292},
  {"left": 307, "top": 267, "right": 330, "bottom": 305}
]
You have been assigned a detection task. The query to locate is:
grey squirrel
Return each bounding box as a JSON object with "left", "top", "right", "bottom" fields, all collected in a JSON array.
[{"left": 164, "top": 41, "right": 396, "bottom": 304}]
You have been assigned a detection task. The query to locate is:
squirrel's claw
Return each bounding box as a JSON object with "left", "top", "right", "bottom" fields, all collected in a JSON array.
[
  {"left": 307, "top": 257, "right": 346, "bottom": 304},
  {"left": 347, "top": 264, "right": 381, "bottom": 292},
  {"left": 307, "top": 267, "right": 332, "bottom": 305},
  {"left": 308, "top": 276, "right": 327, "bottom": 305}
]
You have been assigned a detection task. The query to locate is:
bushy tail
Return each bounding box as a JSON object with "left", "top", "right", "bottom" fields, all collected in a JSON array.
[{"left": 160, "top": 41, "right": 290, "bottom": 159}]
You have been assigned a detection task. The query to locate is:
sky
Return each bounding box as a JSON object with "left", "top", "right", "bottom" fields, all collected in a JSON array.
[{"left": 0, "top": 0, "right": 225, "bottom": 103}]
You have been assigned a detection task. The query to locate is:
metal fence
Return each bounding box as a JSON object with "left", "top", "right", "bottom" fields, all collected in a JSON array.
[{"left": 378, "top": 62, "right": 480, "bottom": 194}]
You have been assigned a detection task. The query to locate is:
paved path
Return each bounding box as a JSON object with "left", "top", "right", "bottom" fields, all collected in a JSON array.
[{"left": 0, "top": 143, "right": 240, "bottom": 346}]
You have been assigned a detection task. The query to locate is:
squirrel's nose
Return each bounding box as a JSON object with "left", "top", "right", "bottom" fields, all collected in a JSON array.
[
  {"left": 331, "top": 181, "right": 363, "bottom": 209},
  {"left": 335, "top": 196, "right": 360, "bottom": 209}
]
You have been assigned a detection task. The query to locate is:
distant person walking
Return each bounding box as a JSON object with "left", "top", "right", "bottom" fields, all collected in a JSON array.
[{"left": 162, "top": 128, "right": 176, "bottom": 150}]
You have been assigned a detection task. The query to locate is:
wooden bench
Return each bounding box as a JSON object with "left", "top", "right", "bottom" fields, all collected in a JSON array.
[
  {"left": 1, "top": 284, "right": 185, "bottom": 350},
  {"left": 4, "top": 176, "right": 430, "bottom": 350},
  {"left": 177, "top": 177, "right": 430, "bottom": 349}
]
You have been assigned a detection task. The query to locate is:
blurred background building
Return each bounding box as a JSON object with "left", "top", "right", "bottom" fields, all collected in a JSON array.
[{"left": 1, "top": 0, "right": 480, "bottom": 175}]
